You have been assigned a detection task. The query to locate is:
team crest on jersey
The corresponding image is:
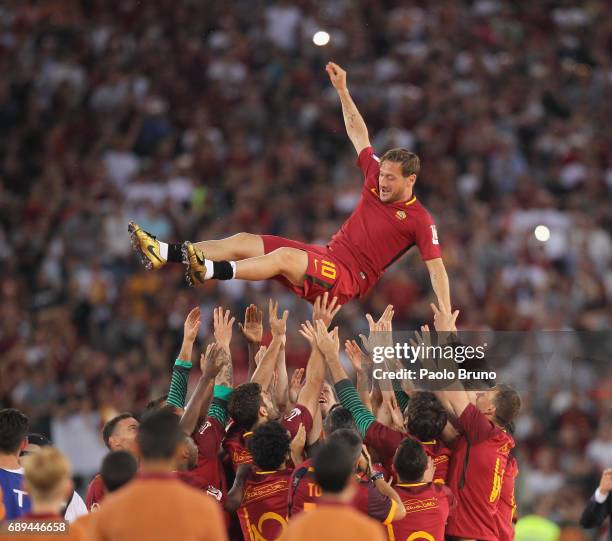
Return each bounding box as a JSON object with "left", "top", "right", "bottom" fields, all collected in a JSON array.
[
  {"left": 198, "top": 421, "right": 212, "bottom": 435},
  {"left": 206, "top": 486, "right": 223, "bottom": 501},
  {"left": 285, "top": 408, "right": 302, "bottom": 422},
  {"left": 395, "top": 210, "right": 407, "bottom": 220}
]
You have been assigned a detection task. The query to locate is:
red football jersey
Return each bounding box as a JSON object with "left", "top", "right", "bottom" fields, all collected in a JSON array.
[
  {"left": 223, "top": 422, "right": 254, "bottom": 472},
  {"left": 496, "top": 455, "right": 519, "bottom": 541},
  {"left": 85, "top": 473, "right": 106, "bottom": 511},
  {"left": 364, "top": 421, "right": 450, "bottom": 484},
  {"left": 288, "top": 459, "right": 395, "bottom": 522},
  {"left": 176, "top": 416, "right": 226, "bottom": 501},
  {"left": 446, "top": 404, "right": 515, "bottom": 541},
  {"left": 387, "top": 482, "right": 453, "bottom": 541},
  {"left": 327, "top": 147, "right": 441, "bottom": 298},
  {"left": 238, "top": 468, "right": 292, "bottom": 541}
]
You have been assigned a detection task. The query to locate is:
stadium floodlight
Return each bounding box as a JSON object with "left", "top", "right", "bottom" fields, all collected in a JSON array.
[
  {"left": 313, "top": 31, "right": 330, "bottom": 46},
  {"left": 534, "top": 225, "right": 551, "bottom": 242}
]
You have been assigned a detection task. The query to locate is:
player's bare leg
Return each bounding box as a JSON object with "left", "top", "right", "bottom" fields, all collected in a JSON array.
[
  {"left": 192, "top": 233, "right": 264, "bottom": 260},
  {"left": 183, "top": 243, "right": 308, "bottom": 288}
]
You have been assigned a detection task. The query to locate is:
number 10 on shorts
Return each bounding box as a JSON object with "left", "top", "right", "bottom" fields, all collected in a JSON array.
[{"left": 314, "top": 259, "right": 336, "bottom": 281}]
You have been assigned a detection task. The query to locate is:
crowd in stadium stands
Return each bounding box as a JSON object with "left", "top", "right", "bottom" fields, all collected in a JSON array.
[{"left": 0, "top": 0, "right": 610, "bottom": 539}]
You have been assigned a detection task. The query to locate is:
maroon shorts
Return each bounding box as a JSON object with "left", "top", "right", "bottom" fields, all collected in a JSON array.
[{"left": 261, "top": 235, "right": 358, "bottom": 305}]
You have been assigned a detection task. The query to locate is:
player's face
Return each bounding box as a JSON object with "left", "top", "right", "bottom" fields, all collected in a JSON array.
[
  {"left": 475, "top": 389, "right": 495, "bottom": 418},
  {"left": 261, "top": 390, "right": 280, "bottom": 421},
  {"left": 111, "top": 417, "right": 139, "bottom": 453},
  {"left": 378, "top": 161, "right": 415, "bottom": 203},
  {"left": 319, "top": 382, "right": 337, "bottom": 417}
]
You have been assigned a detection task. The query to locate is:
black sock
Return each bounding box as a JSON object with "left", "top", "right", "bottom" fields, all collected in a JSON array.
[
  {"left": 168, "top": 243, "right": 183, "bottom": 263},
  {"left": 213, "top": 261, "right": 234, "bottom": 280}
]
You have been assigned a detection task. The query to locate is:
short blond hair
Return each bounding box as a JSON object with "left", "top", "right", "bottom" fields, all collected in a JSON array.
[{"left": 22, "top": 447, "right": 71, "bottom": 500}]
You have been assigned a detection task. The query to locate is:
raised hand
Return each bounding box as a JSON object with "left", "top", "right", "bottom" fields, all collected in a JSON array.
[
  {"left": 239, "top": 304, "right": 263, "bottom": 344},
  {"left": 213, "top": 307, "right": 235, "bottom": 353},
  {"left": 183, "top": 307, "right": 201, "bottom": 344},
  {"left": 312, "top": 292, "right": 341, "bottom": 328},
  {"left": 298, "top": 320, "right": 316, "bottom": 346},
  {"left": 326, "top": 62, "right": 347, "bottom": 91},
  {"left": 268, "top": 299, "right": 288, "bottom": 338},
  {"left": 200, "top": 343, "right": 224, "bottom": 380},
  {"left": 360, "top": 305, "right": 394, "bottom": 354},
  {"left": 313, "top": 320, "right": 340, "bottom": 361},
  {"left": 289, "top": 367, "right": 305, "bottom": 404},
  {"left": 345, "top": 339, "right": 369, "bottom": 375},
  {"left": 431, "top": 303, "right": 459, "bottom": 333}
]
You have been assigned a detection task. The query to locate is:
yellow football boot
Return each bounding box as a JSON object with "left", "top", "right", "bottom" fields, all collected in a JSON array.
[
  {"left": 181, "top": 241, "right": 208, "bottom": 287},
  {"left": 128, "top": 221, "right": 166, "bottom": 270}
]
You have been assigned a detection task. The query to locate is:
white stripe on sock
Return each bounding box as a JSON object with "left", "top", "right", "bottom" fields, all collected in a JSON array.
[
  {"left": 229, "top": 261, "right": 237, "bottom": 279},
  {"left": 204, "top": 259, "right": 214, "bottom": 280},
  {"left": 159, "top": 241, "right": 168, "bottom": 261}
]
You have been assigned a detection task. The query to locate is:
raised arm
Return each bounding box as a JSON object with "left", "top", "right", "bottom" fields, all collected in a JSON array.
[
  {"left": 180, "top": 344, "right": 223, "bottom": 435},
  {"left": 239, "top": 304, "right": 263, "bottom": 382},
  {"left": 425, "top": 258, "right": 451, "bottom": 313},
  {"left": 250, "top": 300, "right": 287, "bottom": 389},
  {"left": 428, "top": 304, "right": 469, "bottom": 418},
  {"left": 167, "top": 307, "right": 201, "bottom": 409},
  {"left": 326, "top": 62, "right": 370, "bottom": 155}
]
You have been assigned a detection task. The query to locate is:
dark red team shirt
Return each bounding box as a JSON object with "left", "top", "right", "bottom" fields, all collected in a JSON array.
[
  {"left": 496, "top": 455, "right": 519, "bottom": 541},
  {"left": 327, "top": 146, "right": 441, "bottom": 298},
  {"left": 237, "top": 468, "right": 292, "bottom": 541},
  {"left": 288, "top": 459, "right": 396, "bottom": 523},
  {"left": 85, "top": 473, "right": 105, "bottom": 510},
  {"left": 387, "top": 482, "right": 454, "bottom": 541},
  {"left": 446, "top": 403, "right": 515, "bottom": 541},
  {"left": 223, "top": 422, "right": 254, "bottom": 472},
  {"left": 176, "top": 416, "right": 226, "bottom": 502},
  {"left": 224, "top": 406, "right": 314, "bottom": 472},
  {"left": 364, "top": 421, "right": 451, "bottom": 485}
]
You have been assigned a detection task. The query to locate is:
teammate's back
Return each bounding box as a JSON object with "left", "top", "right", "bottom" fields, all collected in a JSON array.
[
  {"left": 281, "top": 503, "right": 386, "bottom": 541},
  {"left": 90, "top": 473, "right": 226, "bottom": 541}
]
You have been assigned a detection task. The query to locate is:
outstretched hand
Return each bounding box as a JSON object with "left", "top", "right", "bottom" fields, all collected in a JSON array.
[
  {"left": 269, "top": 299, "right": 288, "bottom": 338},
  {"left": 345, "top": 339, "right": 369, "bottom": 375},
  {"left": 313, "top": 320, "right": 340, "bottom": 361},
  {"left": 213, "top": 307, "right": 235, "bottom": 352},
  {"left": 200, "top": 343, "right": 224, "bottom": 380},
  {"left": 431, "top": 303, "right": 459, "bottom": 333},
  {"left": 183, "top": 307, "right": 201, "bottom": 343},
  {"left": 239, "top": 304, "right": 263, "bottom": 344},
  {"left": 326, "top": 62, "right": 347, "bottom": 91},
  {"left": 313, "top": 292, "right": 341, "bottom": 328}
]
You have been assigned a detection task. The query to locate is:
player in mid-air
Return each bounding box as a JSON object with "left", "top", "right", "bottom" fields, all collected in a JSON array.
[{"left": 129, "top": 62, "right": 451, "bottom": 309}]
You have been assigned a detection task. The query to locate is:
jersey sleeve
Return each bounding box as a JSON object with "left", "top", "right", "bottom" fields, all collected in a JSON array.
[
  {"left": 364, "top": 421, "right": 405, "bottom": 466},
  {"left": 281, "top": 404, "right": 313, "bottom": 438},
  {"left": 167, "top": 361, "right": 192, "bottom": 409},
  {"left": 85, "top": 475, "right": 105, "bottom": 511},
  {"left": 414, "top": 210, "right": 442, "bottom": 261},
  {"left": 365, "top": 482, "right": 395, "bottom": 523},
  {"left": 457, "top": 403, "right": 497, "bottom": 445},
  {"left": 334, "top": 379, "right": 376, "bottom": 437},
  {"left": 357, "top": 147, "right": 380, "bottom": 190}
]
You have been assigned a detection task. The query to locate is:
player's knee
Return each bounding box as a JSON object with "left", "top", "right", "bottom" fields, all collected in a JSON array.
[
  {"left": 273, "top": 247, "right": 306, "bottom": 274},
  {"left": 231, "top": 232, "right": 263, "bottom": 259}
]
